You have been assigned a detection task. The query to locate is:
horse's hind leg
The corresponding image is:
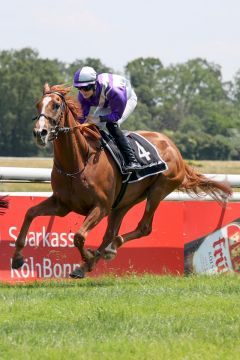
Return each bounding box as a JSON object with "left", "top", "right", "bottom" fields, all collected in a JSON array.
[
  {"left": 95, "top": 205, "right": 133, "bottom": 259},
  {"left": 12, "top": 196, "right": 69, "bottom": 269},
  {"left": 109, "top": 180, "right": 177, "bottom": 254},
  {"left": 88, "top": 178, "right": 178, "bottom": 265}
]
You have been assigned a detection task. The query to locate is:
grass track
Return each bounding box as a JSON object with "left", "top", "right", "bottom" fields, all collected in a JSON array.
[
  {"left": 0, "top": 274, "right": 240, "bottom": 360},
  {"left": 1, "top": 159, "right": 240, "bottom": 359}
]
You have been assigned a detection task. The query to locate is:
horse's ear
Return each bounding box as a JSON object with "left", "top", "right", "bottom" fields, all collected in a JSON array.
[{"left": 43, "top": 83, "right": 50, "bottom": 94}]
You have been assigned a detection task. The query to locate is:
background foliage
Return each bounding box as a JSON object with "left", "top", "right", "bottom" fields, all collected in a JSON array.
[{"left": 1, "top": 48, "right": 240, "bottom": 159}]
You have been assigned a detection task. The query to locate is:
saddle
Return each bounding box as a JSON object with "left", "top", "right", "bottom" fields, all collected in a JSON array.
[{"left": 100, "top": 130, "right": 168, "bottom": 183}]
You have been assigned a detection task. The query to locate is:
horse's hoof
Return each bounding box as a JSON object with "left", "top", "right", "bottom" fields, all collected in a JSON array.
[
  {"left": 69, "top": 267, "right": 85, "bottom": 279},
  {"left": 103, "top": 248, "right": 117, "bottom": 261},
  {"left": 103, "top": 252, "right": 117, "bottom": 261},
  {"left": 11, "top": 256, "right": 24, "bottom": 269}
]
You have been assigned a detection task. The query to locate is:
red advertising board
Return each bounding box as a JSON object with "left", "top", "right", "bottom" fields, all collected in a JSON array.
[{"left": 1, "top": 196, "right": 240, "bottom": 282}]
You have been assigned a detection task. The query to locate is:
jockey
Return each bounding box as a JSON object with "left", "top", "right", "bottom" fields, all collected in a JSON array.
[{"left": 73, "top": 66, "right": 141, "bottom": 172}]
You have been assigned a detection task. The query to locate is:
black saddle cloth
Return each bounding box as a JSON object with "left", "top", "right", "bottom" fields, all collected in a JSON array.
[{"left": 100, "top": 130, "right": 168, "bottom": 183}]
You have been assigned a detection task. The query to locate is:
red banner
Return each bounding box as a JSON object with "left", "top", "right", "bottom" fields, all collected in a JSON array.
[{"left": 0, "top": 196, "right": 240, "bottom": 282}]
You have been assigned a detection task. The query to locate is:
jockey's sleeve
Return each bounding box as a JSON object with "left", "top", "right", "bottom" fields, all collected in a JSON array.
[{"left": 99, "top": 87, "right": 127, "bottom": 122}]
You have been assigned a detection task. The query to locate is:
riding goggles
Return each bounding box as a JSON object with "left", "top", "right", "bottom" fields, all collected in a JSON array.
[{"left": 76, "top": 84, "right": 95, "bottom": 91}]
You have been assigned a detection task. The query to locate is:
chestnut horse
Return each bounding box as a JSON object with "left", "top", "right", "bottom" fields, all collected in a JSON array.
[{"left": 11, "top": 84, "right": 232, "bottom": 278}]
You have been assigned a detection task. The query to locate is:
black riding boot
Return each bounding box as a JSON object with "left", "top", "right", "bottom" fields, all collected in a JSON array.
[{"left": 106, "top": 122, "right": 141, "bottom": 172}]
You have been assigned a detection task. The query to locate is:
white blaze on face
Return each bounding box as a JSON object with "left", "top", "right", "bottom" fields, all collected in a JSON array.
[{"left": 39, "top": 96, "right": 52, "bottom": 130}]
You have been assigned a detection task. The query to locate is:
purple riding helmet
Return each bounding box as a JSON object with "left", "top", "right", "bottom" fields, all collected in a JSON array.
[{"left": 73, "top": 66, "right": 97, "bottom": 87}]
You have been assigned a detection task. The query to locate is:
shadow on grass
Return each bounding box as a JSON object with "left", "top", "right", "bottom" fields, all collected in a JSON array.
[
  {"left": 0, "top": 272, "right": 147, "bottom": 289},
  {"left": 0, "top": 272, "right": 170, "bottom": 289}
]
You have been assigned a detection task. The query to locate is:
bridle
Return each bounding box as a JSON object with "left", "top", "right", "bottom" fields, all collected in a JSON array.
[
  {"left": 33, "top": 91, "right": 81, "bottom": 141},
  {"left": 33, "top": 90, "right": 102, "bottom": 177}
]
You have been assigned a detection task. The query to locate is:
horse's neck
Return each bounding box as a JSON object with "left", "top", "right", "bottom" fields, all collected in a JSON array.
[{"left": 53, "top": 112, "right": 87, "bottom": 172}]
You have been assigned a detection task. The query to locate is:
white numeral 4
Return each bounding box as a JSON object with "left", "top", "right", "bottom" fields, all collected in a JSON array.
[{"left": 135, "top": 141, "right": 151, "bottom": 161}]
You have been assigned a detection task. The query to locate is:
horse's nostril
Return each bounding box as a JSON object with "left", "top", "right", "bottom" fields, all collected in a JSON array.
[
  {"left": 33, "top": 129, "right": 48, "bottom": 138},
  {"left": 41, "top": 129, "right": 48, "bottom": 137}
]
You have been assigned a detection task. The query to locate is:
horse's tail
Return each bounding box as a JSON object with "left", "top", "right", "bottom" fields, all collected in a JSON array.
[
  {"left": 0, "top": 196, "right": 9, "bottom": 215},
  {"left": 179, "top": 162, "right": 232, "bottom": 204}
]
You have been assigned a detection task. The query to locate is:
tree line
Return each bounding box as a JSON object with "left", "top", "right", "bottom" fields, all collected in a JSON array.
[{"left": 1, "top": 47, "right": 240, "bottom": 159}]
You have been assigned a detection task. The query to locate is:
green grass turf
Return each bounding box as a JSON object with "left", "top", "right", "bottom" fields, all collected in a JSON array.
[{"left": 0, "top": 274, "right": 240, "bottom": 360}]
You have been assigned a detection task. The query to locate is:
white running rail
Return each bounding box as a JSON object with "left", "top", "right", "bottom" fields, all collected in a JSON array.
[{"left": 1, "top": 167, "right": 240, "bottom": 201}]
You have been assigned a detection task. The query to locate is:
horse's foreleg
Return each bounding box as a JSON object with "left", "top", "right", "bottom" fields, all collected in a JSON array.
[
  {"left": 70, "top": 206, "right": 106, "bottom": 278},
  {"left": 74, "top": 206, "right": 133, "bottom": 276},
  {"left": 12, "top": 196, "right": 69, "bottom": 269}
]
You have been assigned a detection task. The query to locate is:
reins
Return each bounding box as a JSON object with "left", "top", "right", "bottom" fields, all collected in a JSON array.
[{"left": 36, "top": 90, "right": 101, "bottom": 178}]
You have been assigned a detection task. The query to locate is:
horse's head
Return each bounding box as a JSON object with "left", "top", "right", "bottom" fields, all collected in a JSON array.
[{"left": 33, "top": 83, "right": 68, "bottom": 147}]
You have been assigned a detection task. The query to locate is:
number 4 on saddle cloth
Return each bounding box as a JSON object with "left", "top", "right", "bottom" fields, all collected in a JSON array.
[{"left": 100, "top": 130, "right": 168, "bottom": 184}]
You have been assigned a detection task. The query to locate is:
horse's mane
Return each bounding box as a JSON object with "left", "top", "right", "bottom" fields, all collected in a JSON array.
[{"left": 50, "top": 84, "right": 83, "bottom": 120}]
